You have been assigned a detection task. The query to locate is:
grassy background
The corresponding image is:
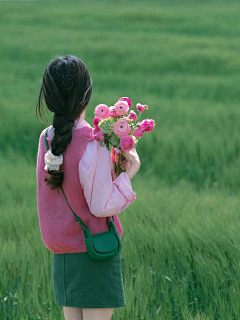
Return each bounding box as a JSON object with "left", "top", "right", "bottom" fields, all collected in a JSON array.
[{"left": 1, "top": 1, "right": 240, "bottom": 319}]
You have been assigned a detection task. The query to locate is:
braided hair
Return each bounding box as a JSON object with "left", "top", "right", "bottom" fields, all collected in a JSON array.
[{"left": 36, "top": 55, "right": 92, "bottom": 189}]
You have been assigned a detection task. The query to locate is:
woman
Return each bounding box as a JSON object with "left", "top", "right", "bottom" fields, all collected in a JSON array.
[{"left": 36, "top": 55, "right": 140, "bottom": 320}]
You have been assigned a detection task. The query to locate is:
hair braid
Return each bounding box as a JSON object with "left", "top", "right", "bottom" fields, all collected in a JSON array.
[
  {"left": 51, "top": 113, "right": 74, "bottom": 155},
  {"left": 44, "top": 115, "right": 74, "bottom": 190}
]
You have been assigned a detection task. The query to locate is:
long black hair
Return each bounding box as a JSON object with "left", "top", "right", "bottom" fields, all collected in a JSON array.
[{"left": 36, "top": 55, "right": 92, "bottom": 190}]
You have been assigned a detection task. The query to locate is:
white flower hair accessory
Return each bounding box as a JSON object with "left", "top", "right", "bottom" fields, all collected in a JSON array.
[{"left": 44, "top": 149, "right": 63, "bottom": 172}]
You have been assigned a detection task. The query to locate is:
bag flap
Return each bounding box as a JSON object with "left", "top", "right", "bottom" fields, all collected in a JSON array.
[{"left": 92, "top": 231, "right": 119, "bottom": 253}]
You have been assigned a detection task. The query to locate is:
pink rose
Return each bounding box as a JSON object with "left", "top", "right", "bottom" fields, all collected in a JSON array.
[
  {"left": 128, "top": 110, "right": 137, "bottom": 121},
  {"left": 120, "top": 136, "right": 135, "bottom": 152},
  {"left": 141, "top": 119, "right": 155, "bottom": 132},
  {"left": 118, "top": 97, "right": 132, "bottom": 108},
  {"left": 109, "top": 106, "right": 118, "bottom": 118},
  {"left": 114, "top": 101, "right": 129, "bottom": 116},
  {"left": 133, "top": 126, "right": 145, "bottom": 137},
  {"left": 94, "top": 130, "right": 104, "bottom": 142},
  {"left": 93, "top": 116, "right": 101, "bottom": 131},
  {"left": 114, "top": 118, "right": 131, "bottom": 137},
  {"left": 94, "top": 104, "right": 110, "bottom": 119},
  {"left": 136, "top": 103, "right": 148, "bottom": 112}
]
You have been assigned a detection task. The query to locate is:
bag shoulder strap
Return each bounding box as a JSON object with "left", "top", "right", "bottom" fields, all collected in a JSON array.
[{"left": 44, "top": 129, "right": 114, "bottom": 232}]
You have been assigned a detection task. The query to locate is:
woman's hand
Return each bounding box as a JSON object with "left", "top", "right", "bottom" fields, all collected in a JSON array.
[{"left": 121, "top": 148, "right": 141, "bottom": 180}]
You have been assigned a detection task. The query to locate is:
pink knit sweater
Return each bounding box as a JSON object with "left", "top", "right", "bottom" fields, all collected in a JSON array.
[{"left": 36, "top": 120, "right": 136, "bottom": 254}]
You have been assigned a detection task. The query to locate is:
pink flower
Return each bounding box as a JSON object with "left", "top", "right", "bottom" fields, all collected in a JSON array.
[
  {"left": 121, "top": 117, "right": 129, "bottom": 123},
  {"left": 109, "top": 106, "right": 118, "bottom": 118},
  {"left": 111, "top": 147, "right": 115, "bottom": 161},
  {"left": 136, "top": 103, "right": 148, "bottom": 112},
  {"left": 94, "top": 130, "right": 104, "bottom": 142},
  {"left": 137, "top": 121, "right": 146, "bottom": 130},
  {"left": 114, "top": 118, "right": 131, "bottom": 137},
  {"left": 118, "top": 97, "right": 132, "bottom": 108},
  {"left": 120, "top": 136, "right": 135, "bottom": 152},
  {"left": 114, "top": 147, "right": 121, "bottom": 154},
  {"left": 94, "top": 104, "right": 110, "bottom": 120},
  {"left": 133, "top": 126, "right": 145, "bottom": 137},
  {"left": 128, "top": 110, "right": 137, "bottom": 121},
  {"left": 93, "top": 116, "right": 101, "bottom": 131},
  {"left": 141, "top": 119, "right": 155, "bottom": 132},
  {"left": 114, "top": 101, "right": 129, "bottom": 116},
  {"left": 114, "top": 153, "right": 119, "bottom": 163}
]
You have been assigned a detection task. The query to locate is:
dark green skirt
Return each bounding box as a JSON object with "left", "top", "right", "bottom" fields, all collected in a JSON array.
[{"left": 52, "top": 252, "right": 126, "bottom": 308}]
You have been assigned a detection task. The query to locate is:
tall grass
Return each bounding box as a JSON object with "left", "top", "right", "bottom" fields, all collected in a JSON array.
[{"left": 1, "top": 157, "right": 240, "bottom": 319}]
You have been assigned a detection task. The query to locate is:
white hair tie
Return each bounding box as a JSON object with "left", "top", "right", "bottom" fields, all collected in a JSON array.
[{"left": 44, "top": 149, "right": 63, "bottom": 171}]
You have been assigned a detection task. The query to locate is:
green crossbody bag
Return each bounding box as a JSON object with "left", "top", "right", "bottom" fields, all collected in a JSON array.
[{"left": 44, "top": 129, "right": 121, "bottom": 260}]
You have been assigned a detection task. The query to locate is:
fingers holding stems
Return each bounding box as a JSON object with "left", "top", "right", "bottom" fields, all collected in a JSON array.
[
  {"left": 120, "top": 158, "right": 130, "bottom": 171},
  {"left": 122, "top": 148, "right": 141, "bottom": 180}
]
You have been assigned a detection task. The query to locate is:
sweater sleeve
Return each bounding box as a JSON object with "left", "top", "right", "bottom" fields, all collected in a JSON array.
[{"left": 79, "top": 139, "right": 136, "bottom": 217}]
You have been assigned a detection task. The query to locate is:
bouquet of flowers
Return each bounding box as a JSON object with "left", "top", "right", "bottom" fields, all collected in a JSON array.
[{"left": 93, "top": 97, "right": 155, "bottom": 177}]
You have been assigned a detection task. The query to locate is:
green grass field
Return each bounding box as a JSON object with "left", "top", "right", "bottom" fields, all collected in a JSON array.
[{"left": 1, "top": 1, "right": 240, "bottom": 319}]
